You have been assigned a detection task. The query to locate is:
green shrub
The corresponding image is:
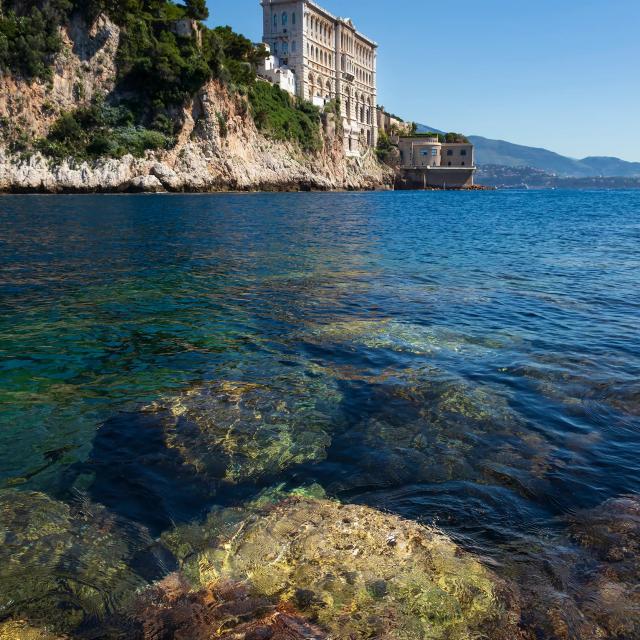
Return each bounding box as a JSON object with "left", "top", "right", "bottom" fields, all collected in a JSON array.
[
  {"left": 376, "top": 129, "right": 395, "bottom": 162},
  {"left": 37, "top": 96, "right": 171, "bottom": 161},
  {"left": 248, "top": 81, "right": 321, "bottom": 152},
  {"left": 0, "top": 0, "right": 72, "bottom": 79}
]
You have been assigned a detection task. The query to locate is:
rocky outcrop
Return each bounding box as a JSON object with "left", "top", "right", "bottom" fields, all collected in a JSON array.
[
  {"left": 0, "top": 490, "right": 166, "bottom": 634},
  {"left": 164, "top": 494, "right": 527, "bottom": 640},
  {"left": 0, "top": 16, "right": 392, "bottom": 193}
]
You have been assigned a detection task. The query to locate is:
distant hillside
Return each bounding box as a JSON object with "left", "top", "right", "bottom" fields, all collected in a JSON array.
[
  {"left": 415, "top": 124, "right": 640, "bottom": 178},
  {"left": 477, "top": 165, "right": 640, "bottom": 189}
]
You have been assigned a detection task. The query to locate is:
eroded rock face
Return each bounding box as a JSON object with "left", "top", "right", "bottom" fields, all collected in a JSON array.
[
  {"left": 0, "top": 490, "right": 164, "bottom": 633},
  {"left": 0, "top": 13, "right": 393, "bottom": 195},
  {"left": 146, "top": 376, "right": 341, "bottom": 484},
  {"left": 166, "top": 496, "right": 526, "bottom": 640}
]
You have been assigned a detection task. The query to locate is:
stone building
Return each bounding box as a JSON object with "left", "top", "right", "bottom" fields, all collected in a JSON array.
[
  {"left": 260, "top": 0, "right": 378, "bottom": 156},
  {"left": 396, "top": 136, "right": 476, "bottom": 188}
]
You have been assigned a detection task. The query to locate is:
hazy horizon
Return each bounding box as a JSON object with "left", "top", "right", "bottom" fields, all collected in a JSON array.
[{"left": 207, "top": 0, "right": 640, "bottom": 162}]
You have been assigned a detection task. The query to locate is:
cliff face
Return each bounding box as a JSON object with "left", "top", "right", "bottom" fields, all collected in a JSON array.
[{"left": 0, "top": 15, "right": 392, "bottom": 193}]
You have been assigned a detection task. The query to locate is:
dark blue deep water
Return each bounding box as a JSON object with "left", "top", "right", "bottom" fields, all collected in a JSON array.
[{"left": 1, "top": 190, "right": 639, "bottom": 636}]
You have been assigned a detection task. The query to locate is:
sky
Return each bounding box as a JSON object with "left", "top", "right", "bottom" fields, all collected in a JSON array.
[{"left": 206, "top": 0, "right": 640, "bottom": 161}]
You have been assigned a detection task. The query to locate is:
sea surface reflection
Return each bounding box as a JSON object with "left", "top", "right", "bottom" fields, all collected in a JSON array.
[{"left": 0, "top": 191, "right": 639, "bottom": 638}]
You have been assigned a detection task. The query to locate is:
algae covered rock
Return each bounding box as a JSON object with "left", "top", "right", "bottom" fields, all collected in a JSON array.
[
  {"left": 0, "top": 621, "right": 65, "bottom": 640},
  {"left": 146, "top": 375, "right": 341, "bottom": 483},
  {"left": 108, "top": 572, "right": 327, "bottom": 640},
  {"left": 171, "top": 496, "right": 524, "bottom": 640},
  {"left": 0, "top": 490, "right": 163, "bottom": 633},
  {"left": 565, "top": 494, "right": 640, "bottom": 639},
  {"left": 305, "top": 318, "right": 501, "bottom": 356}
]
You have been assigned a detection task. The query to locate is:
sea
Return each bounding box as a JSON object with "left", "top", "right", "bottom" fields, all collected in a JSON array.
[{"left": 1, "top": 190, "right": 639, "bottom": 637}]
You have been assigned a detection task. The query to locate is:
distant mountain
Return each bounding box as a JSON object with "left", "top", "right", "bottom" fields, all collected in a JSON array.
[{"left": 415, "top": 124, "right": 640, "bottom": 178}]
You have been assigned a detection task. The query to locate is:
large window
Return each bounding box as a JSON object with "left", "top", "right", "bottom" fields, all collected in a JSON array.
[
  {"left": 447, "top": 149, "right": 453, "bottom": 156},
  {"left": 432, "top": 148, "right": 438, "bottom": 156},
  {"left": 292, "top": 40, "right": 296, "bottom": 53},
  {"left": 282, "top": 42, "right": 288, "bottom": 55},
  {"left": 282, "top": 12, "right": 288, "bottom": 26},
  {"left": 461, "top": 149, "right": 467, "bottom": 156},
  {"left": 273, "top": 14, "right": 277, "bottom": 28},
  {"left": 292, "top": 12, "right": 296, "bottom": 25}
]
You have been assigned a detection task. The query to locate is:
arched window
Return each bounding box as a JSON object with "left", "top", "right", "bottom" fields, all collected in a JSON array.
[{"left": 282, "top": 12, "right": 287, "bottom": 26}]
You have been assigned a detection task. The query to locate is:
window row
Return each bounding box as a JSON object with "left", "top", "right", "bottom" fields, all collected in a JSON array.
[
  {"left": 340, "top": 34, "right": 373, "bottom": 66},
  {"left": 306, "top": 14, "right": 334, "bottom": 44},
  {"left": 307, "top": 43, "right": 333, "bottom": 67}
]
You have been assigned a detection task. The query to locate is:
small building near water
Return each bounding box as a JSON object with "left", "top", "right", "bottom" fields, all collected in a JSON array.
[{"left": 396, "top": 135, "right": 476, "bottom": 189}]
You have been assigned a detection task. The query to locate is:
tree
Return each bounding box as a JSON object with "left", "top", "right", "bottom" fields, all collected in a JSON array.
[{"left": 184, "top": 0, "right": 208, "bottom": 21}]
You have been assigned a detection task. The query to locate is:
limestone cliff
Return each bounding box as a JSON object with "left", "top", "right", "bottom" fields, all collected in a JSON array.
[{"left": 0, "top": 15, "right": 392, "bottom": 193}]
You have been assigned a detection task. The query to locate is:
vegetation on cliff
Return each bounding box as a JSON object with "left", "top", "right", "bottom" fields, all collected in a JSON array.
[{"left": 0, "top": 0, "right": 328, "bottom": 160}]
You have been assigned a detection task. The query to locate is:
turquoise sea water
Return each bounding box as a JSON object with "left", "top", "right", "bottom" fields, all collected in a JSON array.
[{"left": 0, "top": 190, "right": 639, "bottom": 636}]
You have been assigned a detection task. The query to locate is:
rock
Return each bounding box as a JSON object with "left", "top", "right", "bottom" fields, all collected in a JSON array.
[
  {"left": 564, "top": 495, "right": 640, "bottom": 639},
  {"left": 0, "top": 490, "right": 165, "bottom": 634},
  {"left": 150, "top": 163, "right": 183, "bottom": 191},
  {"left": 0, "top": 621, "right": 65, "bottom": 640},
  {"left": 145, "top": 374, "right": 341, "bottom": 484},
  {"left": 167, "top": 496, "right": 526, "bottom": 640},
  {"left": 127, "top": 175, "right": 165, "bottom": 193},
  {"left": 107, "top": 572, "right": 327, "bottom": 640}
]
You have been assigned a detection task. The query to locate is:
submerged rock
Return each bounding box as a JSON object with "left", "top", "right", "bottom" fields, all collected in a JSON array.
[
  {"left": 305, "top": 318, "right": 500, "bottom": 357},
  {"left": 146, "top": 375, "right": 341, "bottom": 484},
  {"left": 0, "top": 621, "right": 65, "bottom": 640},
  {"left": 104, "top": 572, "right": 327, "bottom": 640},
  {"left": 167, "top": 496, "right": 525, "bottom": 640},
  {"left": 565, "top": 495, "right": 640, "bottom": 639},
  {"left": 0, "top": 490, "right": 167, "bottom": 633}
]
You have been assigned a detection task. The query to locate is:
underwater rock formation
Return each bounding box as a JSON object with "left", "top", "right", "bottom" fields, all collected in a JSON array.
[
  {"left": 0, "top": 490, "right": 168, "bottom": 634},
  {"left": 105, "top": 572, "right": 327, "bottom": 640},
  {"left": 166, "top": 495, "right": 526, "bottom": 640},
  {"left": 146, "top": 375, "right": 341, "bottom": 484},
  {"left": 0, "top": 621, "right": 65, "bottom": 640},
  {"left": 566, "top": 495, "right": 640, "bottom": 639},
  {"left": 304, "top": 318, "right": 505, "bottom": 358}
]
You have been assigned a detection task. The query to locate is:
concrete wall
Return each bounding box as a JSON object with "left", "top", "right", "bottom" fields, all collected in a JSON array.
[
  {"left": 441, "top": 143, "right": 474, "bottom": 168},
  {"left": 398, "top": 137, "right": 442, "bottom": 168},
  {"left": 396, "top": 168, "right": 475, "bottom": 189}
]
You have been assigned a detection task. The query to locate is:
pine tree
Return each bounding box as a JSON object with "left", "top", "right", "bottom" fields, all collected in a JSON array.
[{"left": 185, "top": 0, "right": 208, "bottom": 21}]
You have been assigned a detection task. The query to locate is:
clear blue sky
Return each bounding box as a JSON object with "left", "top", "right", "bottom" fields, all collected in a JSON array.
[{"left": 206, "top": 0, "right": 640, "bottom": 161}]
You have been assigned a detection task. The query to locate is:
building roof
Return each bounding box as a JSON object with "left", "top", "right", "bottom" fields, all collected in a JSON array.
[{"left": 262, "top": 0, "right": 378, "bottom": 47}]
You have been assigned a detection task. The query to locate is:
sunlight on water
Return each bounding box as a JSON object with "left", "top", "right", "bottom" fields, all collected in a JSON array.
[{"left": 0, "top": 191, "right": 639, "bottom": 638}]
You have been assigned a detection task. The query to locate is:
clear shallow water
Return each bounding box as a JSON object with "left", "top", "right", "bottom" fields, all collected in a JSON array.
[{"left": 0, "top": 191, "right": 639, "bottom": 635}]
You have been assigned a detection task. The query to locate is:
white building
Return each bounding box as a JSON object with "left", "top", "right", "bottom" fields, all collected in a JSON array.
[
  {"left": 260, "top": 0, "right": 378, "bottom": 156},
  {"left": 258, "top": 44, "right": 297, "bottom": 95}
]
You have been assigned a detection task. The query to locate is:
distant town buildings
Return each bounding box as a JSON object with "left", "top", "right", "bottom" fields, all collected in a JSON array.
[{"left": 260, "top": 0, "right": 377, "bottom": 156}]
